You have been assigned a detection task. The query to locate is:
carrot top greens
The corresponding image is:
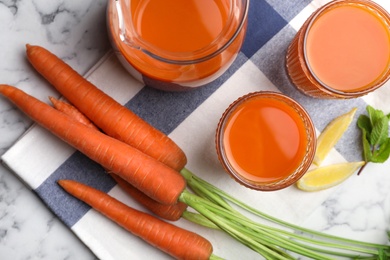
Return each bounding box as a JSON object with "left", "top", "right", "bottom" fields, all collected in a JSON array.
[{"left": 180, "top": 168, "right": 390, "bottom": 259}]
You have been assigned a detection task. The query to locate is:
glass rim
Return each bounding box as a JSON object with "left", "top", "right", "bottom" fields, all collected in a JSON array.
[
  {"left": 117, "top": 0, "right": 250, "bottom": 65},
  {"left": 302, "top": 0, "right": 390, "bottom": 97},
  {"left": 215, "top": 91, "right": 316, "bottom": 191}
]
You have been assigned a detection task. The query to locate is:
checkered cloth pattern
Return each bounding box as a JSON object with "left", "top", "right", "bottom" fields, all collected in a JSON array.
[{"left": 2, "top": 1, "right": 390, "bottom": 259}]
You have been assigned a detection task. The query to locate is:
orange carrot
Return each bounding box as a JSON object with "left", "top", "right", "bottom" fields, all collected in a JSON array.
[
  {"left": 0, "top": 84, "right": 186, "bottom": 205},
  {"left": 110, "top": 173, "right": 188, "bottom": 221},
  {"left": 50, "top": 96, "right": 188, "bottom": 219},
  {"left": 49, "top": 96, "right": 98, "bottom": 130},
  {"left": 26, "top": 44, "right": 187, "bottom": 171},
  {"left": 58, "top": 179, "right": 213, "bottom": 260}
]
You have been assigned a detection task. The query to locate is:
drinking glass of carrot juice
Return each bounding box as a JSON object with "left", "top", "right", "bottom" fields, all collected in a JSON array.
[
  {"left": 216, "top": 92, "right": 316, "bottom": 191},
  {"left": 286, "top": 0, "right": 390, "bottom": 99},
  {"left": 107, "top": 0, "right": 249, "bottom": 91}
]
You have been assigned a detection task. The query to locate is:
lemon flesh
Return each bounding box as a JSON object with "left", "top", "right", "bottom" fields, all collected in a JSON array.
[
  {"left": 296, "top": 161, "right": 365, "bottom": 191},
  {"left": 313, "top": 107, "right": 357, "bottom": 166}
]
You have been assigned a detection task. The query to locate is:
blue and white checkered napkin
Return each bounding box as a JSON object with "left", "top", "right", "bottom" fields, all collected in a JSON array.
[{"left": 2, "top": 1, "right": 390, "bottom": 259}]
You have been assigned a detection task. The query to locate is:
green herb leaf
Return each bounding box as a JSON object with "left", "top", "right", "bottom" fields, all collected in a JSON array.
[
  {"left": 367, "top": 105, "right": 384, "bottom": 126},
  {"left": 371, "top": 138, "right": 390, "bottom": 163},
  {"left": 362, "top": 129, "right": 373, "bottom": 162},
  {"left": 357, "top": 114, "right": 372, "bottom": 142},
  {"left": 357, "top": 106, "right": 390, "bottom": 174},
  {"left": 370, "top": 116, "right": 389, "bottom": 146}
]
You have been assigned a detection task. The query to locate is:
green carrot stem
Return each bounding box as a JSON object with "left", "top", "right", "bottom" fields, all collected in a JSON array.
[
  {"left": 181, "top": 210, "right": 220, "bottom": 230},
  {"left": 188, "top": 190, "right": 334, "bottom": 260},
  {"left": 180, "top": 190, "right": 291, "bottom": 259},
  {"left": 251, "top": 223, "right": 383, "bottom": 257},
  {"left": 209, "top": 254, "right": 225, "bottom": 260},
  {"left": 181, "top": 168, "right": 389, "bottom": 251},
  {"left": 180, "top": 190, "right": 352, "bottom": 259},
  {"left": 182, "top": 195, "right": 293, "bottom": 259},
  {"left": 181, "top": 168, "right": 233, "bottom": 210},
  {"left": 220, "top": 221, "right": 296, "bottom": 260}
]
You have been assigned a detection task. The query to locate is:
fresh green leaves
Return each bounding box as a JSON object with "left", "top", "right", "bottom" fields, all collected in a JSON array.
[{"left": 357, "top": 105, "right": 390, "bottom": 167}]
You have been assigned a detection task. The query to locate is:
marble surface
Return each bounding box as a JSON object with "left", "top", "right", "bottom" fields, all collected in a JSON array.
[
  {"left": 0, "top": 0, "right": 389, "bottom": 259},
  {"left": 0, "top": 0, "right": 109, "bottom": 259}
]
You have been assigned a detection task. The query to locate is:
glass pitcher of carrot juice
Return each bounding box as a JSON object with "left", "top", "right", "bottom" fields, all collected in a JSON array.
[{"left": 107, "top": 0, "right": 249, "bottom": 91}]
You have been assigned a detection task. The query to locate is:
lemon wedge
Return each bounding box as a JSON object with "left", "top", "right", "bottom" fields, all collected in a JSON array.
[
  {"left": 296, "top": 161, "right": 365, "bottom": 191},
  {"left": 313, "top": 107, "right": 357, "bottom": 166}
]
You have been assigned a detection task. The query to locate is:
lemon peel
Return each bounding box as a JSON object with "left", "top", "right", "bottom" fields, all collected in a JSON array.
[
  {"left": 313, "top": 107, "right": 357, "bottom": 166},
  {"left": 296, "top": 161, "right": 365, "bottom": 191}
]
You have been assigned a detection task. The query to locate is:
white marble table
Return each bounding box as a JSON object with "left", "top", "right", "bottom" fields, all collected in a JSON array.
[
  {"left": 0, "top": 0, "right": 108, "bottom": 259},
  {"left": 0, "top": 0, "right": 389, "bottom": 259}
]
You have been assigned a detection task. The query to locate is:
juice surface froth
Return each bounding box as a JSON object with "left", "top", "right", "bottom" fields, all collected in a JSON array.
[
  {"left": 223, "top": 97, "right": 308, "bottom": 182},
  {"left": 305, "top": 4, "right": 390, "bottom": 92}
]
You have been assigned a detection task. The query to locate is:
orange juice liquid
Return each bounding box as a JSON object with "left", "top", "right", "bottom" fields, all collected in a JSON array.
[
  {"left": 107, "top": 0, "right": 248, "bottom": 90},
  {"left": 223, "top": 96, "right": 309, "bottom": 182},
  {"left": 305, "top": 4, "right": 390, "bottom": 92},
  {"left": 132, "top": 0, "right": 229, "bottom": 53}
]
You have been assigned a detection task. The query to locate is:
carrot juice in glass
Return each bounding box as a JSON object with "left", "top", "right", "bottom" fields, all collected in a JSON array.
[
  {"left": 107, "top": 0, "right": 249, "bottom": 91},
  {"left": 216, "top": 92, "right": 316, "bottom": 191},
  {"left": 286, "top": 0, "right": 390, "bottom": 99}
]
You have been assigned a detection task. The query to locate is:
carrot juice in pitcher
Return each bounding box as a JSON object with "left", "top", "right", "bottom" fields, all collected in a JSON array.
[{"left": 107, "top": 0, "right": 249, "bottom": 91}]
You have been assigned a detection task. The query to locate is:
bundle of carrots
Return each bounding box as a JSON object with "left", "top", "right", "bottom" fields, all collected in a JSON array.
[
  {"left": 0, "top": 45, "right": 217, "bottom": 260},
  {"left": 1, "top": 45, "right": 389, "bottom": 260}
]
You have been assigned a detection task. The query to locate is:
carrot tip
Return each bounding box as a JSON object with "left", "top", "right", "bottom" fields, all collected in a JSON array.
[
  {"left": 0, "top": 84, "right": 14, "bottom": 94},
  {"left": 25, "top": 44, "right": 38, "bottom": 54},
  {"left": 48, "top": 96, "right": 56, "bottom": 103},
  {"left": 57, "top": 179, "right": 70, "bottom": 188}
]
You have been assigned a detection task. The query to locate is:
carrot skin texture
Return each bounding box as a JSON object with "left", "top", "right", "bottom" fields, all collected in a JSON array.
[
  {"left": 0, "top": 85, "right": 186, "bottom": 205},
  {"left": 51, "top": 98, "right": 188, "bottom": 220},
  {"left": 26, "top": 44, "right": 187, "bottom": 171},
  {"left": 49, "top": 96, "right": 98, "bottom": 130},
  {"left": 110, "top": 173, "right": 188, "bottom": 221},
  {"left": 58, "top": 180, "right": 213, "bottom": 260},
  {"left": 48, "top": 98, "right": 187, "bottom": 218}
]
